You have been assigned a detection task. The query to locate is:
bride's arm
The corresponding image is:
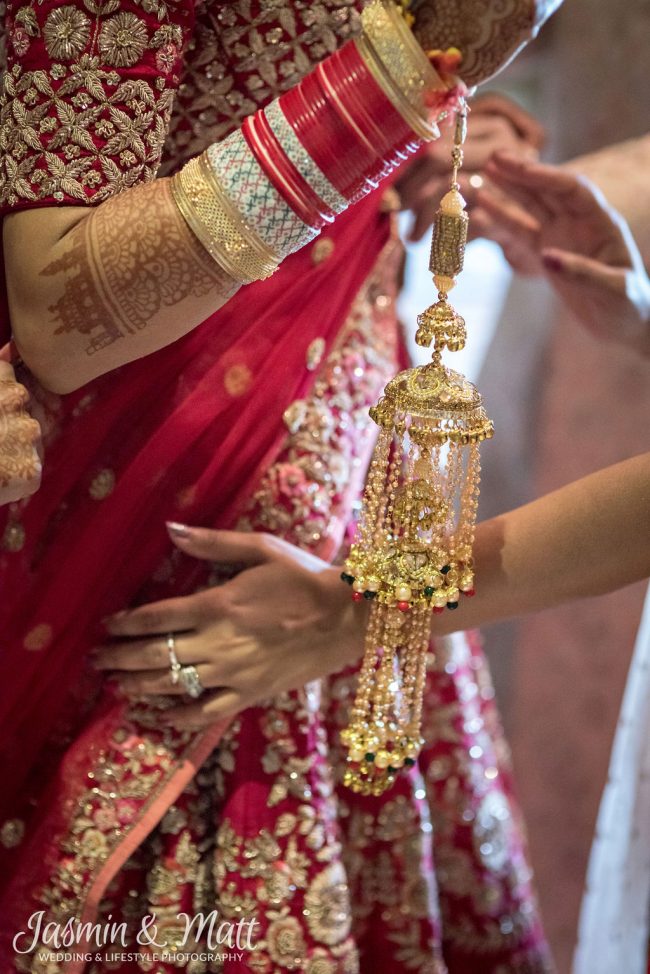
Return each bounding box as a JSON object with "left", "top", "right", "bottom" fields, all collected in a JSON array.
[
  {"left": 4, "top": 0, "right": 450, "bottom": 395},
  {"left": 3, "top": 0, "right": 564, "bottom": 395},
  {"left": 5, "top": 181, "right": 237, "bottom": 392},
  {"left": 432, "top": 452, "right": 650, "bottom": 634}
]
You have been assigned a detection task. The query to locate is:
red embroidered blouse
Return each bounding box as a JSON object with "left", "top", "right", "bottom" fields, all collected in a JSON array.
[{"left": 0, "top": 0, "right": 365, "bottom": 214}]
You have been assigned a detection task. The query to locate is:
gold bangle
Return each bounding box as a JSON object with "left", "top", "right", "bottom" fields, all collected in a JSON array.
[
  {"left": 171, "top": 154, "right": 279, "bottom": 284},
  {"left": 358, "top": 0, "right": 448, "bottom": 140}
]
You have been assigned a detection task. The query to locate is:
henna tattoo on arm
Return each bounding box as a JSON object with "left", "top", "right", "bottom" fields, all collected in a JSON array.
[{"left": 40, "top": 179, "right": 238, "bottom": 357}]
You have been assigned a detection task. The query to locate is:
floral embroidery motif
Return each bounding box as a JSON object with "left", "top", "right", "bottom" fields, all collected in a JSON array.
[
  {"left": 0, "top": 0, "right": 188, "bottom": 207},
  {"left": 160, "top": 0, "right": 366, "bottom": 174},
  {"left": 98, "top": 11, "right": 149, "bottom": 68},
  {"left": 42, "top": 6, "right": 91, "bottom": 61}
]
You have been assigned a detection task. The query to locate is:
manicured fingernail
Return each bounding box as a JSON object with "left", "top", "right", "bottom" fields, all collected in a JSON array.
[
  {"left": 542, "top": 254, "right": 563, "bottom": 273},
  {"left": 166, "top": 521, "right": 191, "bottom": 539}
]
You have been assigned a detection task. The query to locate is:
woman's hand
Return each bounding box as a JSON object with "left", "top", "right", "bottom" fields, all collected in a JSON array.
[
  {"left": 396, "top": 94, "right": 544, "bottom": 241},
  {"left": 94, "top": 525, "right": 368, "bottom": 729},
  {"left": 0, "top": 361, "right": 42, "bottom": 506},
  {"left": 473, "top": 153, "right": 650, "bottom": 354}
]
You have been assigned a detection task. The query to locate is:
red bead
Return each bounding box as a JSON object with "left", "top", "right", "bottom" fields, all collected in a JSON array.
[
  {"left": 463, "top": 589, "right": 476, "bottom": 598},
  {"left": 433, "top": 606, "right": 445, "bottom": 615},
  {"left": 397, "top": 600, "right": 410, "bottom": 612},
  {"left": 352, "top": 591, "right": 363, "bottom": 602}
]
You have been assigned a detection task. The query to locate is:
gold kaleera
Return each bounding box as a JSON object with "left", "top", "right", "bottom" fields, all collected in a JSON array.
[{"left": 340, "top": 105, "right": 494, "bottom": 795}]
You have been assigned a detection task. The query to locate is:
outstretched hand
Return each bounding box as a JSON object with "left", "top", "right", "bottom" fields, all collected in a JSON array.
[
  {"left": 94, "top": 525, "right": 368, "bottom": 729},
  {"left": 473, "top": 153, "right": 650, "bottom": 355}
]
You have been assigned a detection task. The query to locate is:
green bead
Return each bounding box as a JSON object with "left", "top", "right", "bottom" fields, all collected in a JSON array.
[
  {"left": 404, "top": 757, "right": 416, "bottom": 767},
  {"left": 424, "top": 586, "right": 435, "bottom": 598},
  {"left": 364, "top": 752, "right": 375, "bottom": 763},
  {"left": 387, "top": 766, "right": 398, "bottom": 775},
  {"left": 447, "top": 601, "right": 459, "bottom": 610},
  {"left": 441, "top": 565, "right": 451, "bottom": 575},
  {"left": 340, "top": 572, "right": 354, "bottom": 585},
  {"left": 363, "top": 590, "right": 377, "bottom": 600}
]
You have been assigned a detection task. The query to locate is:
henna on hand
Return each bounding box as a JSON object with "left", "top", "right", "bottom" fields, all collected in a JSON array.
[{"left": 0, "top": 373, "right": 41, "bottom": 495}]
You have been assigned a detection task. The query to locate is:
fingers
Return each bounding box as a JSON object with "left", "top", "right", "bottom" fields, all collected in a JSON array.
[
  {"left": 487, "top": 153, "right": 604, "bottom": 218},
  {"left": 459, "top": 115, "right": 539, "bottom": 172},
  {"left": 110, "top": 663, "right": 217, "bottom": 698},
  {"left": 541, "top": 247, "right": 627, "bottom": 294},
  {"left": 472, "top": 94, "right": 546, "bottom": 150},
  {"left": 407, "top": 194, "right": 440, "bottom": 242},
  {"left": 473, "top": 188, "right": 540, "bottom": 250},
  {"left": 166, "top": 523, "right": 281, "bottom": 566},
  {"left": 0, "top": 360, "right": 16, "bottom": 381},
  {"left": 93, "top": 632, "right": 203, "bottom": 672},
  {"left": 483, "top": 156, "right": 554, "bottom": 224},
  {"left": 161, "top": 689, "right": 245, "bottom": 729},
  {"left": 105, "top": 590, "right": 216, "bottom": 637}
]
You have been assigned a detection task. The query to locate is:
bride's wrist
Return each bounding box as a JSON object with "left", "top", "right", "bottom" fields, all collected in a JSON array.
[
  {"left": 320, "top": 566, "right": 370, "bottom": 664},
  {"left": 171, "top": 1, "right": 457, "bottom": 287}
]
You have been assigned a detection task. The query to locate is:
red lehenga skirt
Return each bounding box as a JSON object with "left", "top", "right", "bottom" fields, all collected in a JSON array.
[{"left": 0, "top": 194, "right": 553, "bottom": 974}]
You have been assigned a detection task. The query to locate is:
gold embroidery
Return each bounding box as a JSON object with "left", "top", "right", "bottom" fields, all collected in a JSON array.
[
  {"left": 266, "top": 914, "right": 308, "bottom": 969},
  {"left": 305, "top": 336, "right": 326, "bottom": 371},
  {"left": 0, "top": 817, "right": 25, "bottom": 848},
  {"left": 311, "top": 238, "right": 335, "bottom": 265},
  {"left": 23, "top": 702, "right": 198, "bottom": 965},
  {"left": 2, "top": 519, "right": 26, "bottom": 551},
  {"left": 98, "top": 11, "right": 149, "bottom": 68},
  {"left": 223, "top": 362, "right": 253, "bottom": 397},
  {"left": 89, "top": 467, "right": 115, "bottom": 499},
  {"left": 411, "top": 0, "right": 539, "bottom": 87},
  {"left": 23, "top": 622, "right": 53, "bottom": 650},
  {"left": 0, "top": 0, "right": 183, "bottom": 207},
  {"left": 237, "top": 239, "right": 401, "bottom": 552},
  {"left": 303, "top": 862, "right": 352, "bottom": 947},
  {"left": 43, "top": 6, "right": 91, "bottom": 61},
  {"left": 160, "top": 0, "right": 366, "bottom": 174}
]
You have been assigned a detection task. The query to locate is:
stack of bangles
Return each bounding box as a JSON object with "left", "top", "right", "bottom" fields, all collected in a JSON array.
[{"left": 171, "top": 0, "right": 461, "bottom": 284}]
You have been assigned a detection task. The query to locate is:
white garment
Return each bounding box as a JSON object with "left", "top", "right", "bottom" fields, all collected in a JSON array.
[{"left": 574, "top": 586, "right": 650, "bottom": 974}]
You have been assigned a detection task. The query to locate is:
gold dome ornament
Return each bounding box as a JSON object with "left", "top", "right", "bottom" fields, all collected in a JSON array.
[{"left": 340, "top": 105, "right": 494, "bottom": 795}]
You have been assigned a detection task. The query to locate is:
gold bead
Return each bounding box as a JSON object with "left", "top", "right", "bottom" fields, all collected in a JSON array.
[
  {"left": 433, "top": 273, "right": 456, "bottom": 293},
  {"left": 440, "top": 189, "right": 466, "bottom": 216}
]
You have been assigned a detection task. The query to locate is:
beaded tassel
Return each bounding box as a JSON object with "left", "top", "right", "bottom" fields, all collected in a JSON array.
[{"left": 341, "top": 104, "right": 494, "bottom": 795}]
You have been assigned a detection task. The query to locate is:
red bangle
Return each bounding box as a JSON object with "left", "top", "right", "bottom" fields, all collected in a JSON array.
[
  {"left": 284, "top": 67, "right": 381, "bottom": 200},
  {"left": 242, "top": 112, "right": 332, "bottom": 229},
  {"left": 327, "top": 42, "right": 421, "bottom": 166},
  {"left": 282, "top": 40, "right": 425, "bottom": 202}
]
